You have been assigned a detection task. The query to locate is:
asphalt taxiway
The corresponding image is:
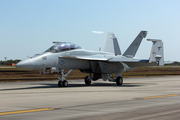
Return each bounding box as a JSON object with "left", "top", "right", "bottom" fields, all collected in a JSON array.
[{"left": 0, "top": 76, "right": 180, "bottom": 120}]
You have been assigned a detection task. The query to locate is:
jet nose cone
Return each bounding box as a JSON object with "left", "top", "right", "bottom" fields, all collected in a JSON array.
[{"left": 15, "top": 59, "right": 34, "bottom": 70}]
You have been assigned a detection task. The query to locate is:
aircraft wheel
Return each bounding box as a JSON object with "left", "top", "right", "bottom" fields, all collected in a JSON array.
[
  {"left": 63, "top": 80, "right": 68, "bottom": 87},
  {"left": 116, "top": 76, "right": 123, "bottom": 85},
  {"left": 58, "top": 81, "right": 63, "bottom": 87},
  {"left": 85, "top": 76, "right": 91, "bottom": 85}
]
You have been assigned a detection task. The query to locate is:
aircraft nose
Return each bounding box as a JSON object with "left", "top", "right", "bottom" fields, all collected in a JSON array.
[{"left": 15, "top": 59, "right": 34, "bottom": 70}]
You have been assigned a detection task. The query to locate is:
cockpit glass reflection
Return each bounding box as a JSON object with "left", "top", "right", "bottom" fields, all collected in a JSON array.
[{"left": 45, "top": 42, "right": 82, "bottom": 53}]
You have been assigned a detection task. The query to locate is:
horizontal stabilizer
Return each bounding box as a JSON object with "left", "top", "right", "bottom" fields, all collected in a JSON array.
[
  {"left": 123, "top": 31, "right": 147, "bottom": 57},
  {"left": 103, "top": 33, "right": 121, "bottom": 55}
]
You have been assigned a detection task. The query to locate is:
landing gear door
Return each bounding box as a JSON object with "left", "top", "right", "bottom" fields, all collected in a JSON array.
[
  {"left": 99, "top": 62, "right": 124, "bottom": 74},
  {"left": 90, "top": 61, "right": 101, "bottom": 73}
]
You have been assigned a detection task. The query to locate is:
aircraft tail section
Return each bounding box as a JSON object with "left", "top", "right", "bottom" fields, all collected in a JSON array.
[
  {"left": 123, "top": 31, "right": 147, "bottom": 57},
  {"left": 103, "top": 32, "right": 121, "bottom": 55},
  {"left": 148, "top": 39, "right": 164, "bottom": 66}
]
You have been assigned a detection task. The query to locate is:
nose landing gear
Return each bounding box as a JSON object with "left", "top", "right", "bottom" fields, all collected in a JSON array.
[
  {"left": 58, "top": 80, "right": 68, "bottom": 87},
  {"left": 56, "top": 69, "right": 73, "bottom": 87}
]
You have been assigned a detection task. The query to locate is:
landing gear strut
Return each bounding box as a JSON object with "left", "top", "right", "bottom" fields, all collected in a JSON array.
[
  {"left": 84, "top": 74, "right": 92, "bottom": 85},
  {"left": 56, "top": 69, "right": 73, "bottom": 87}
]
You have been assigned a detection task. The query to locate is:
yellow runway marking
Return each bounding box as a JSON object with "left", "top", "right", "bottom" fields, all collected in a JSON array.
[
  {"left": 139, "top": 94, "right": 180, "bottom": 99},
  {"left": 0, "top": 108, "right": 54, "bottom": 116}
]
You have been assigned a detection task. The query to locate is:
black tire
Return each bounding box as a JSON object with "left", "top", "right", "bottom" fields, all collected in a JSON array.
[
  {"left": 116, "top": 76, "right": 123, "bottom": 85},
  {"left": 85, "top": 76, "right": 91, "bottom": 85},
  {"left": 63, "top": 80, "right": 68, "bottom": 87},
  {"left": 58, "top": 81, "right": 63, "bottom": 87}
]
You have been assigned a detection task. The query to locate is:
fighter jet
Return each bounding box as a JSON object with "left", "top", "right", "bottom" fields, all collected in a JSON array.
[{"left": 16, "top": 31, "right": 164, "bottom": 87}]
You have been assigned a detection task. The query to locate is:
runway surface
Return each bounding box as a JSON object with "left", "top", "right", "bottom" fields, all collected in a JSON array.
[{"left": 0, "top": 76, "right": 180, "bottom": 120}]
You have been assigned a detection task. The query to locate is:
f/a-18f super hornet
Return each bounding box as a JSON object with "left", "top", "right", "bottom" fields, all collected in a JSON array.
[{"left": 16, "top": 31, "right": 164, "bottom": 87}]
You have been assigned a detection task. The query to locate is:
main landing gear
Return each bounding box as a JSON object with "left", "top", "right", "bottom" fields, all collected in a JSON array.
[
  {"left": 84, "top": 74, "right": 92, "bottom": 85},
  {"left": 115, "top": 76, "right": 123, "bottom": 85},
  {"left": 84, "top": 73, "right": 123, "bottom": 86},
  {"left": 107, "top": 74, "right": 123, "bottom": 86},
  {"left": 56, "top": 69, "right": 73, "bottom": 87}
]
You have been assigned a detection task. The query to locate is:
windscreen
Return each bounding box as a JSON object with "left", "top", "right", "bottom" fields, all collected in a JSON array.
[{"left": 45, "top": 42, "right": 82, "bottom": 53}]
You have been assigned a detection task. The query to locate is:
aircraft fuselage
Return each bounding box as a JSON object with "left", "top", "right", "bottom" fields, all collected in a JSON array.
[{"left": 16, "top": 49, "right": 115, "bottom": 70}]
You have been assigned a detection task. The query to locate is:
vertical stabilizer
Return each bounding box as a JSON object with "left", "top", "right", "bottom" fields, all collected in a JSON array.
[
  {"left": 123, "top": 31, "right": 147, "bottom": 57},
  {"left": 147, "top": 39, "right": 164, "bottom": 66},
  {"left": 103, "top": 32, "right": 121, "bottom": 55}
]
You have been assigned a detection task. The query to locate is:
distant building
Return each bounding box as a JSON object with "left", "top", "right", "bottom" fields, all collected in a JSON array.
[{"left": 6, "top": 63, "right": 16, "bottom": 66}]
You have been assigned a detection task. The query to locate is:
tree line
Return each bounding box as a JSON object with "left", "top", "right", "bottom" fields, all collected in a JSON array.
[{"left": 0, "top": 59, "right": 21, "bottom": 65}]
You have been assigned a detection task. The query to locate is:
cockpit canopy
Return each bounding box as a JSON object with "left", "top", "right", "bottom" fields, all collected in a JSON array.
[{"left": 45, "top": 42, "right": 82, "bottom": 53}]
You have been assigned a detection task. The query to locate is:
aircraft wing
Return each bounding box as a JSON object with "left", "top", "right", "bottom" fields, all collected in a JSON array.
[
  {"left": 60, "top": 55, "right": 109, "bottom": 61},
  {"left": 60, "top": 55, "right": 158, "bottom": 67},
  {"left": 123, "top": 61, "right": 158, "bottom": 67},
  {"left": 108, "top": 58, "right": 158, "bottom": 67}
]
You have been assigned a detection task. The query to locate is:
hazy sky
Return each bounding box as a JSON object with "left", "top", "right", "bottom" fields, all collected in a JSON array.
[{"left": 0, "top": 0, "right": 180, "bottom": 61}]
